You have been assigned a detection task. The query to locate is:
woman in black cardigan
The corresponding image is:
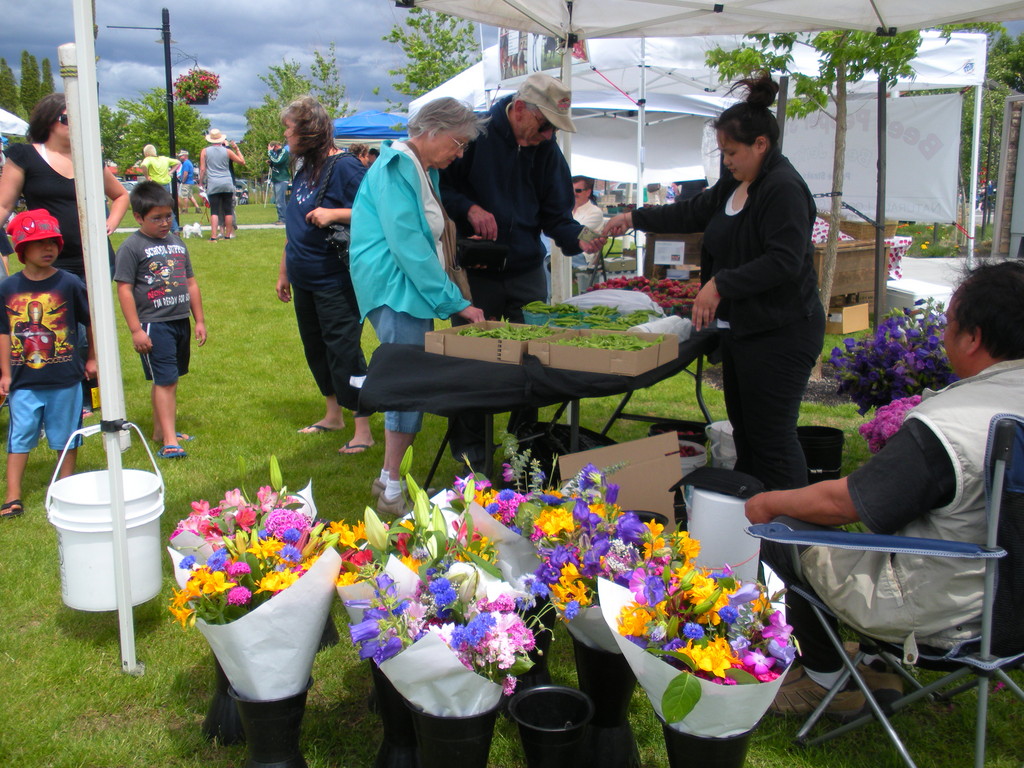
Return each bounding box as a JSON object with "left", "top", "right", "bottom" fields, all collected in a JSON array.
[{"left": 605, "top": 73, "right": 825, "bottom": 490}]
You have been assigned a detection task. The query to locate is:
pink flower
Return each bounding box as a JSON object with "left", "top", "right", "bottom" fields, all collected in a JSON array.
[
  {"left": 742, "top": 650, "right": 775, "bottom": 676},
  {"left": 233, "top": 506, "right": 257, "bottom": 530},
  {"left": 191, "top": 499, "right": 211, "bottom": 516},
  {"left": 502, "top": 463, "right": 514, "bottom": 482},
  {"left": 226, "top": 586, "right": 252, "bottom": 606},
  {"left": 221, "top": 488, "right": 245, "bottom": 509},
  {"left": 762, "top": 611, "right": 793, "bottom": 643}
]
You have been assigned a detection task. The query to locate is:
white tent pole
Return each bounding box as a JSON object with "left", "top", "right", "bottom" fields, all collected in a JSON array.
[
  {"left": 636, "top": 37, "right": 647, "bottom": 276},
  {"left": 62, "top": 6, "right": 141, "bottom": 675},
  {"left": 551, "top": 37, "right": 574, "bottom": 303},
  {"left": 967, "top": 83, "right": 983, "bottom": 269}
]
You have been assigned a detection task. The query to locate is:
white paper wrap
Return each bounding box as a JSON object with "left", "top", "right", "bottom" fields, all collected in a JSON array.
[
  {"left": 566, "top": 603, "right": 622, "bottom": 654},
  {"left": 380, "top": 631, "right": 503, "bottom": 717},
  {"left": 597, "top": 578, "right": 788, "bottom": 738},
  {"left": 336, "top": 555, "right": 420, "bottom": 623},
  {"left": 197, "top": 547, "right": 342, "bottom": 701},
  {"left": 167, "top": 546, "right": 197, "bottom": 589},
  {"left": 465, "top": 501, "right": 539, "bottom": 583}
]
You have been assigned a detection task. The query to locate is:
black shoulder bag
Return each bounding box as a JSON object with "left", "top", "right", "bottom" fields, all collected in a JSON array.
[{"left": 314, "top": 154, "right": 351, "bottom": 265}]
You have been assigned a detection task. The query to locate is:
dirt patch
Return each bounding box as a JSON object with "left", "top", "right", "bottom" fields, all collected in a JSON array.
[{"left": 702, "top": 360, "right": 849, "bottom": 408}]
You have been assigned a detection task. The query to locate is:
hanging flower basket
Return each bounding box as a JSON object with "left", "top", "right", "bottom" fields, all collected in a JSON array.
[{"left": 174, "top": 67, "right": 220, "bottom": 105}]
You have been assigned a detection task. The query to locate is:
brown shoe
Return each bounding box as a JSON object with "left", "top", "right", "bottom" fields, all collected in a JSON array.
[
  {"left": 371, "top": 478, "right": 386, "bottom": 499},
  {"left": 770, "top": 665, "right": 865, "bottom": 722},
  {"left": 844, "top": 642, "right": 904, "bottom": 707},
  {"left": 376, "top": 491, "right": 412, "bottom": 517}
]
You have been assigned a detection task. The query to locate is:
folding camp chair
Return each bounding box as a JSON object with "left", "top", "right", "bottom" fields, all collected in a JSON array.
[{"left": 747, "top": 414, "right": 1024, "bottom": 768}]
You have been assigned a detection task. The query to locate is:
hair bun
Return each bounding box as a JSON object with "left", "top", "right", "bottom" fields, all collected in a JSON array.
[{"left": 736, "top": 72, "right": 779, "bottom": 110}]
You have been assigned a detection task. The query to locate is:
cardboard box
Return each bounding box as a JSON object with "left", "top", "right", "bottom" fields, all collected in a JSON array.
[
  {"left": 603, "top": 257, "right": 637, "bottom": 272},
  {"left": 423, "top": 321, "right": 559, "bottom": 365},
  {"left": 559, "top": 432, "right": 682, "bottom": 521},
  {"left": 530, "top": 328, "right": 678, "bottom": 376},
  {"left": 643, "top": 233, "right": 703, "bottom": 278},
  {"left": 826, "top": 302, "right": 870, "bottom": 334}
]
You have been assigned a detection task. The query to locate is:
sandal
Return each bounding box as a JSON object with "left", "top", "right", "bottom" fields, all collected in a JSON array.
[
  {"left": 157, "top": 445, "right": 188, "bottom": 459},
  {"left": 338, "top": 441, "right": 374, "bottom": 455},
  {"left": 1, "top": 499, "right": 24, "bottom": 519}
]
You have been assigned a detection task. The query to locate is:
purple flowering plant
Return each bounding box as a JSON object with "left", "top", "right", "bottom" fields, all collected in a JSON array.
[
  {"left": 830, "top": 301, "right": 955, "bottom": 415},
  {"left": 858, "top": 395, "right": 922, "bottom": 453},
  {"left": 347, "top": 559, "right": 536, "bottom": 695}
]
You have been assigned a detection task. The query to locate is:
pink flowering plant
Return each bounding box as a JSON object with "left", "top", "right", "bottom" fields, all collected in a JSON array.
[
  {"left": 169, "top": 484, "right": 300, "bottom": 553},
  {"left": 173, "top": 67, "right": 220, "bottom": 103},
  {"left": 347, "top": 559, "right": 536, "bottom": 695},
  {"left": 858, "top": 395, "right": 922, "bottom": 453}
]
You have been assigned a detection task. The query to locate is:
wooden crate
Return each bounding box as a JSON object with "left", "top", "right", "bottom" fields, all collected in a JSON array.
[
  {"left": 814, "top": 241, "right": 881, "bottom": 299},
  {"left": 840, "top": 220, "right": 898, "bottom": 240}
]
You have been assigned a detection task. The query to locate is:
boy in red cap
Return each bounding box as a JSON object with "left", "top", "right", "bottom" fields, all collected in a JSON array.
[{"left": 0, "top": 209, "right": 96, "bottom": 519}]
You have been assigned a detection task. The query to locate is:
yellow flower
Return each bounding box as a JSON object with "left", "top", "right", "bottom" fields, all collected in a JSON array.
[
  {"left": 336, "top": 571, "right": 362, "bottom": 587},
  {"left": 687, "top": 636, "right": 737, "bottom": 679},
  {"left": 671, "top": 531, "right": 701, "bottom": 565},
  {"left": 617, "top": 605, "right": 654, "bottom": 636},
  {"left": 643, "top": 519, "right": 666, "bottom": 559},
  {"left": 247, "top": 537, "right": 283, "bottom": 559},
  {"left": 257, "top": 570, "right": 300, "bottom": 594},
  {"left": 921, "top": 243, "right": 929, "bottom": 250},
  {"left": 399, "top": 555, "right": 423, "bottom": 572},
  {"left": 194, "top": 570, "right": 236, "bottom": 595},
  {"left": 535, "top": 506, "right": 575, "bottom": 538},
  {"left": 329, "top": 520, "right": 367, "bottom": 549},
  {"left": 550, "top": 563, "right": 590, "bottom": 609},
  {"left": 169, "top": 603, "right": 195, "bottom": 630}
]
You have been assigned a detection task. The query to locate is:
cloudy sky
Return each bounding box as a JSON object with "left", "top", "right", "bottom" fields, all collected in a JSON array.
[{"left": 4, "top": 0, "right": 493, "bottom": 140}]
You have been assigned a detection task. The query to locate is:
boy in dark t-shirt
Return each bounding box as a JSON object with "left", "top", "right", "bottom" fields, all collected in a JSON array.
[
  {"left": 114, "top": 181, "right": 206, "bottom": 459},
  {"left": 1, "top": 209, "right": 96, "bottom": 519}
]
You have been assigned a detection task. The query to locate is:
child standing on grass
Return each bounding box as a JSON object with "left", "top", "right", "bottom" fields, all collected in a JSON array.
[
  {"left": 115, "top": 181, "right": 206, "bottom": 459},
  {"left": 1, "top": 209, "right": 96, "bottom": 519}
]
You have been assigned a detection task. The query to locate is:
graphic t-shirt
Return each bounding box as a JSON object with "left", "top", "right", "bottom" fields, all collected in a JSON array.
[
  {"left": 0, "top": 269, "right": 90, "bottom": 391},
  {"left": 113, "top": 231, "right": 195, "bottom": 322}
]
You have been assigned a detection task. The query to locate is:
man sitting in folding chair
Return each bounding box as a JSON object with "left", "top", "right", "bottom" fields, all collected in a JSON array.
[{"left": 744, "top": 262, "right": 1024, "bottom": 743}]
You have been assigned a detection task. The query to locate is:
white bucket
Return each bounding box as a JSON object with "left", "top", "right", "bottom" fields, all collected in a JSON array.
[
  {"left": 686, "top": 487, "right": 759, "bottom": 582},
  {"left": 46, "top": 425, "right": 165, "bottom": 612},
  {"left": 706, "top": 421, "right": 737, "bottom": 469},
  {"left": 678, "top": 439, "right": 708, "bottom": 478}
]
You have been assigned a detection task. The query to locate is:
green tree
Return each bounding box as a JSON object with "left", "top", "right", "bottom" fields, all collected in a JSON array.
[
  {"left": 19, "top": 51, "right": 41, "bottom": 115},
  {"left": 708, "top": 31, "right": 921, "bottom": 309},
  {"left": 98, "top": 104, "right": 131, "bottom": 171},
  {"left": 0, "top": 59, "right": 19, "bottom": 115},
  {"left": 40, "top": 58, "right": 55, "bottom": 97},
  {"left": 383, "top": 8, "right": 479, "bottom": 106},
  {"left": 106, "top": 88, "right": 209, "bottom": 176},
  {"left": 241, "top": 49, "right": 352, "bottom": 181},
  {"left": 989, "top": 31, "right": 1024, "bottom": 92}
]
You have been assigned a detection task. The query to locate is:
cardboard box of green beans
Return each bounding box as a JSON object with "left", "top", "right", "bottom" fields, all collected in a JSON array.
[
  {"left": 530, "top": 328, "right": 678, "bottom": 375},
  {"left": 424, "top": 321, "right": 563, "bottom": 365}
]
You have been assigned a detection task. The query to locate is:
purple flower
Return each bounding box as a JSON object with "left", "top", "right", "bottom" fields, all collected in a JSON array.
[
  {"left": 605, "top": 483, "right": 619, "bottom": 505},
  {"left": 615, "top": 512, "right": 646, "bottom": 546},
  {"left": 727, "top": 583, "right": 760, "bottom": 607},
  {"left": 279, "top": 545, "right": 303, "bottom": 564},
  {"left": 536, "top": 564, "right": 561, "bottom": 585},
  {"left": 762, "top": 611, "right": 793, "bottom": 642},
  {"left": 547, "top": 545, "right": 572, "bottom": 569},
  {"left": 428, "top": 577, "right": 458, "bottom": 608},
  {"left": 662, "top": 638, "right": 685, "bottom": 652},
  {"left": 350, "top": 618, "right": 382, "bottom": 644},
  {"left": 179, "top": 555, "right": 196, "bottom": 570},
  {"left": 718, "top": 605, "right": 738, "bottom": 623},
  {"left": 768, "top": 638, "right": 797, "bottom": 666},
  {"left": 683, "top": 622, "right": 704, "bottom": 640},
  {"left": 206, "top": 548, "right": 229, "bottom": 572},
  {"left": 375, "top": 636, "right": 404, "bottom": 663},
  {"left": 502, "top": 463, "right": 514, "bottom": 482},
  {"left": 281, "top": 527, "right": 302, "bottom": 544},
  {"left": 565, "top": 600, "right": 580, "bottom": 620}
]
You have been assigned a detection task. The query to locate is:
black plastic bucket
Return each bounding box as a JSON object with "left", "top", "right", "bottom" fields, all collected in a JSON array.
[
  {"left": 797, "top": 426, "right": 845, "bottom": 484},
  {"left": 648, "top": 420, "right": 709, "bottom": 446}
]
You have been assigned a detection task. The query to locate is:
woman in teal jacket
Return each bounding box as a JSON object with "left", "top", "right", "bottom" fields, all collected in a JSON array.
[{"left": 350, "top": 97, "right": 486, "bottom": 515}]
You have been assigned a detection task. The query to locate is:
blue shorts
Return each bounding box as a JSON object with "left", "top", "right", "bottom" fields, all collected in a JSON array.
[
  {"left": 7, "top": 384, "right": 84, "bottom": 453},
  {"left": 141, "top": 318, "right": 191, "bottom": 386}
]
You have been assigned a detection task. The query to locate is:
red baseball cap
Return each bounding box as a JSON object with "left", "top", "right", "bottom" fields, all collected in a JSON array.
[{"left": 6, "top": 209, "right": 64, "bottom": 261}]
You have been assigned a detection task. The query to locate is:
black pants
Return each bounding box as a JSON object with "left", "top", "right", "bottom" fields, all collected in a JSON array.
[
  {"left": 292, "top": 280, "right": 370, "bottom": 415},
  {"left": 720, "top": 307, "right": 825, "bottom": 490},
  {"left": 449, "top": 265, "right": 548, "bottom": 466},
  {"left": 760, "top": 515, "right": 844, "bottom": 673}
]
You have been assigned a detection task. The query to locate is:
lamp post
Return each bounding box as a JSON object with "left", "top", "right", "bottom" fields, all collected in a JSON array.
[{"left": 108, "top": 8, "right": 178, "bottom": 226}]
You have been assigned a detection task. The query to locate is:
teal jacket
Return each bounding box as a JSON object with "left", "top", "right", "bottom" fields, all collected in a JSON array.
[{"left": 350, "top": 141, "right": 469, "bottom": 322}]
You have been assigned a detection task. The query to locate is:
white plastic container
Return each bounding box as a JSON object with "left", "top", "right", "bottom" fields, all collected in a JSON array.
[
  {"left": 706, "top": 420, "right": 736, "bottom": 470},
  {"left": 678, "top": 439, "right": 707, "bottom": 478},
  {"left": 686, "top": 487, "right": 759, "bottom": 582},
  {"left": 47, "top": 426, "right": 164, "bottom": 611}
]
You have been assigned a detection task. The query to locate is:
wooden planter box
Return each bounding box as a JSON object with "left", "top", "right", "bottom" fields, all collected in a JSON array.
[{"left": 814, "top": 241, "right": 880, "bottom": 299}]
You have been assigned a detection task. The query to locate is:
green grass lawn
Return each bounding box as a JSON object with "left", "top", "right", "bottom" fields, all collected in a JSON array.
[{"left": 0, "top": 221, "right": 1020, "bottom": 767}]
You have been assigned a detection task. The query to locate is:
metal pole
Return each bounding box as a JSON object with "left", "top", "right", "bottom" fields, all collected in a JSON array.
[
  {"left": 873, "top": 78, "right": 888, "bottom": 325},
  {"left": 162, "top": 8, "right": 179, "bottom": 229},
  {"left": 550, "top": 38, "right": 574, "bottom": 303},
  {"left": 967, "top": 84, "right": 983, "bottom": 269},
  {"left": 62, "top": 8, "right": 141, "bottom": 674}
]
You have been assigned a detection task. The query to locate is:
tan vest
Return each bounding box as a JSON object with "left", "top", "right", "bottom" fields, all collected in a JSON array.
[{"left": 801, "top": 360, "right": 1024, "bottom": 654}]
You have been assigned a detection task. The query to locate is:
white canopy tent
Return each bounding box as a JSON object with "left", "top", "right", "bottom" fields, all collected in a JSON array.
[
  {"left": 1, "top": 107, "right": 29, "bottom": 136},
  {"left": 405, "top": 0, "right": 1006, "bottom": 296}
]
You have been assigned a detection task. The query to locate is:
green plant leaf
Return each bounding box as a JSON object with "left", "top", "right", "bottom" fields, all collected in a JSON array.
[
  {"left": 725, "top": 668, "right": 759, "bottom": 685},
  {"left": 662, "top": 672, "right": 703, "bottom": 723}
]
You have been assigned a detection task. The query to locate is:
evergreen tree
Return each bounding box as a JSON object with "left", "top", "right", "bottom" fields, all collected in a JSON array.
[
  {"left": 40, "top": 58, "right": 55, "bottom": 97},
  {"left": 19, "top": 51, "right": 41, "bottom": 115},
  {"left": 383, "top": 8, "right": 479, "bottom": 107},
  {"left": 0, "top": 59, "right": 19, "bottom": 114}
]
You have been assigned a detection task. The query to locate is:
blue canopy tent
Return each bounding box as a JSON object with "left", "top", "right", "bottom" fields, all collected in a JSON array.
[{"left": 333, "top": 110, "right": 408, "bottom": 140}]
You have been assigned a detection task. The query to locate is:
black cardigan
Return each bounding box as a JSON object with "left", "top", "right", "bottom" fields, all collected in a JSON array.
[{"left": 633, "top": 148, "right": 820, "bottom": 338}]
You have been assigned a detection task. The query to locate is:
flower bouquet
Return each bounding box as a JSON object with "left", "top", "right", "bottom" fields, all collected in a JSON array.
[
  {"left": 169, "top": 487, "right": 341, "bottom": 701},
  {"left": 173, "top": 67, "right": 220, "bottom": 104},
  {"left": 597, "top": 537, "right": 795, "bottom": 740}
]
